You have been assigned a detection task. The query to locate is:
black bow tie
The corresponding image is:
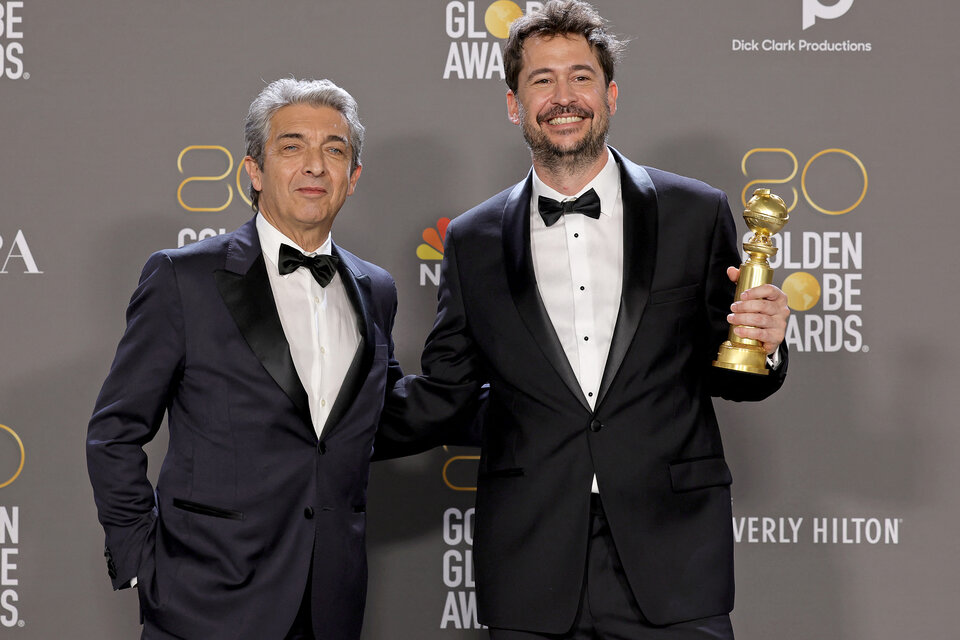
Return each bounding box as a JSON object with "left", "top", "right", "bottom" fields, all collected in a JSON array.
[
  {"left": 537, "top": 188, "right": 602, "bottom": 227},
  {"left": 277, "top": 243, "right": 339, "bottom": 287}
]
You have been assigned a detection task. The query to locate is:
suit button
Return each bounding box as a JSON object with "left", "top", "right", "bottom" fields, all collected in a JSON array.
[
  {"left": 318, "top": 441, "right": 327, "bottom": 455},
  {"left": 589, "top": 419, "right": 603, "bottom": 432},
  {"left": 304, "top": 507, "right": 315, "bottom": 519}
]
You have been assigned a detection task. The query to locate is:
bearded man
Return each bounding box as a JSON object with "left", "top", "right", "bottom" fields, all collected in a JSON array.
[{"left": 383, "top": 1, "right": 790, "bottom": 638}]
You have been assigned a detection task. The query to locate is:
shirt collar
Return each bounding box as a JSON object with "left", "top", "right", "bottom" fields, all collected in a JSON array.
[
  {"left": 256, "top": 213, "right": 333, "bottom": 271},
  {"left": 530, "top": 147, "right": 619, "bottom": 218}
]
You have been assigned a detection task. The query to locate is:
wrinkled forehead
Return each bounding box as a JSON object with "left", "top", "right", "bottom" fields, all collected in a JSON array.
[{"left": 267, "top": 103, "right": 349, "bottom": 142}]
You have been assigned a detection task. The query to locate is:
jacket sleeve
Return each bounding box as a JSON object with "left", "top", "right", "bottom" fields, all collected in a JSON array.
[
  {"left": 704, "top": 192, "right": 789, "bottom": 401},
  {"left": 86, "top": 251, "right": 185, "bottom": 589},
  {"left": 375, "top": 224, "right": 486, "bottom": 456}
]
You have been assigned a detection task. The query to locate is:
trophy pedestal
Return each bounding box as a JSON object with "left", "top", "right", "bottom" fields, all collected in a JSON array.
[{"left": 713, "top": 341, "right": 769, "bottom": 375}]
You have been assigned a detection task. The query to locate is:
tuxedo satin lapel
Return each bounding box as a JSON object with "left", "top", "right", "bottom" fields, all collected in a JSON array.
[
  {"left": 321, "top": 245, "right": 374, "bottom": 438},
  {"left": 597, "top": 150, "right": 659, "bottom": 406},
  {"left": 214, "top": 220, "right": 311, "bottom": 427},
  {"left": 502, "top": 173, "right": 591, "bottom": 411}
]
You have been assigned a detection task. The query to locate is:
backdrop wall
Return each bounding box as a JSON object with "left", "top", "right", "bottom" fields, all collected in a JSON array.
[{"left": 1, "top": 1, "right": 957, "bottom": 637}]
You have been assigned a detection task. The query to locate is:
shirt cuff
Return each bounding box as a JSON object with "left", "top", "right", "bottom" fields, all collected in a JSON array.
[{"left": 766, "top": 349, "right": 782, "bottom": 369}]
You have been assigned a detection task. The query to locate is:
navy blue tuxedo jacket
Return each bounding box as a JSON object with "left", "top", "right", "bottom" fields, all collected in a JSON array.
[
  {"left": 383, "top": 148, "right": 788, "bottom": 632},
  {"left": 87, "top": 217, "right": 402, "bottom": 639}
]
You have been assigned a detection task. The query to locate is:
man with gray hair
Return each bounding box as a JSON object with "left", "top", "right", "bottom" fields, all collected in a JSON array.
[{"left": 87, "top": 78, "right": 403, "bottom": 639}]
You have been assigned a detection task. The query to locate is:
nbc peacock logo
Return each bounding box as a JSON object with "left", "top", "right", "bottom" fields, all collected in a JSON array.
[{"left": 417, "top": 218, "right": 450, "bottom": 286}]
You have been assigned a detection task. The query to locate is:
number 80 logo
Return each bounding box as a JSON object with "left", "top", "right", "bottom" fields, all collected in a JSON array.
[{"left": 741, "top": 148, "right": 868, "bottom": 216}]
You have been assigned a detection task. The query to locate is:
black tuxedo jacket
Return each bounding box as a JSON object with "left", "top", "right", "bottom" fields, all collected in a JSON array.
[
  {"left": 384, "top": 148, "right": 787, "bottom": 632},
  {"left": 87, "top": 217, "right": 403, "bottom": 639}
]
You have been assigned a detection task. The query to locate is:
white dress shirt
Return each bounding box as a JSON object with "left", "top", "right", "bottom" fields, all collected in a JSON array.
[
  {"left": 257, "top": 214, "right": 361, "bottom": 438},
  {"left": 530, "top": 149, "right": 623, "bottom": 493},
  {"left": 529, "top": 151, "right": 779, "bottom": 495}
]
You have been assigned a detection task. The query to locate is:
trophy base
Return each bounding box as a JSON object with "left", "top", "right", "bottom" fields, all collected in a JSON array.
[{"left": 712, "top": 341, "right": 770, "bottom": 376}]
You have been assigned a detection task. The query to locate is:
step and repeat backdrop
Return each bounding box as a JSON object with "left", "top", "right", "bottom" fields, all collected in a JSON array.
[{"left": 1, "top": 1, "right": 957, "bottom": 638}]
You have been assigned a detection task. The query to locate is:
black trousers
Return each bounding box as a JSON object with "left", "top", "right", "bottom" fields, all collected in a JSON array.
[{"left": 489, "top": 495, "right": 734, "bottom": 640}]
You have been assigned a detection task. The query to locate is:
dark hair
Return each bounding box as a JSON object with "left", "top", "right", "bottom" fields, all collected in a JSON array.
[
  {"left": 244, "top": 78, "right": 364, "bottom": 212},
  {"left": 503, "top": 0, "right": 626, "bottom": 93}
]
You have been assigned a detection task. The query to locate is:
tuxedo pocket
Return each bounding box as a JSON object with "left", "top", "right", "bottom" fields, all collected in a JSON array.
[
  {"left": 478, "top": 467, "right": 524, "bottom": 479},
  {"left": 669, "top": 457, "right": 732, "bottom": 492},
  {"left": 649, "top": 283, "right": 699, "bottom": 305},
  {"left": 172, "top": 498, "right": 244, "bottom": 520}
]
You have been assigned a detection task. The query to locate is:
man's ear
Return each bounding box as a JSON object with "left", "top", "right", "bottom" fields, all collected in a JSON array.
[
  {"left": 243, "top": 156, "right": 262, "bottom": 192},
  {"left": 507, "top": 90, "right": 521, "bottom": 125},
  {"left": 346, "top": 164, "right": 362, "bottom": 196},
  {"left": 607, "top": 80, "right": 618, "bottom": 116}
]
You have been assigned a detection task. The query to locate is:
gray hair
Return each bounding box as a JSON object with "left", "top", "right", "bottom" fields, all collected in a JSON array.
[{"left": 244, "top": 78, "right": 365, "bottom": 211}]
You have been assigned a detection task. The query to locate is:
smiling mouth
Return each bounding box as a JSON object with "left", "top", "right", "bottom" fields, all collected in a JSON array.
[
  {"left": 547, "top": 115, "right": 584, "bottom": 125},
  {"left": 539, "top": 106, "right": 592, "bottom": 126}
]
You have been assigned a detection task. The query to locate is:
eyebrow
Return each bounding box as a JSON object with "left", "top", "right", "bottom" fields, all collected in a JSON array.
[
  {"left": 275, "top": 132, "right": 349, "bottom": 146},
  {"left": 527, "top": 63, "right": 597, "bottom": 78},
  {"left": 324, "top": 134, "right": 349, "bottom": 146}
]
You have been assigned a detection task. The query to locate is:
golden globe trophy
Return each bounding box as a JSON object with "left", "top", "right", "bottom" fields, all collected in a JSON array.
[{"left": 712, "top": 188, "right": 788, "bottom": 376}]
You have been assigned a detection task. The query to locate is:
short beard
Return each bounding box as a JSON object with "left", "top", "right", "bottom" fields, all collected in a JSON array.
[{"left": 519, "top": 103, "right": 610, "bottom": 175}]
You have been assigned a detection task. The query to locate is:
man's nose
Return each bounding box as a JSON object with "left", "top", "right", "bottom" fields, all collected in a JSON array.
[
  {"left": 302, "top": 147, "right": 326, "bottom": 175},
  {"left": 552, "top": 79, "right": 575, "bottom": 105}
]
